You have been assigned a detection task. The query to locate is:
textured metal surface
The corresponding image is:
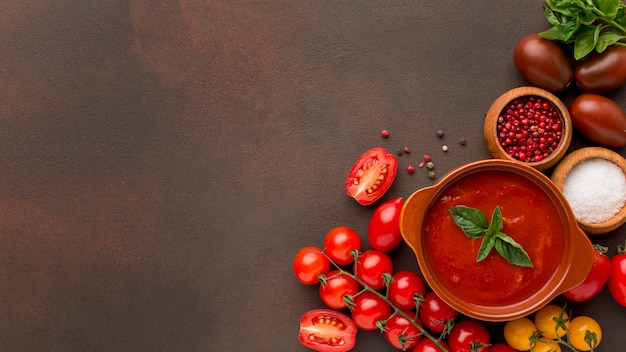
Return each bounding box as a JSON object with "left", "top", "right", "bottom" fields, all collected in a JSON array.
[{"left": 0, "top": 1, "right": 624, "bottom": 351}]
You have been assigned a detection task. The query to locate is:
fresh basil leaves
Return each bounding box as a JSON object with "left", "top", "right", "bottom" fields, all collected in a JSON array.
[
  {"left": 538, "top": 0, "right": 626, "bottom": 60},
  {"left": 449, "top": 206, "right": 534, "bottom": 268}
]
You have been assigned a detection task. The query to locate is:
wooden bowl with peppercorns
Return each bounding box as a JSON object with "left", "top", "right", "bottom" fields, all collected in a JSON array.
[
  {"left": 551, "top": 147, "right": 626, "bottom": 235},
  {"left": 484, "top": 86, "right": 573, "bottom": 171}
]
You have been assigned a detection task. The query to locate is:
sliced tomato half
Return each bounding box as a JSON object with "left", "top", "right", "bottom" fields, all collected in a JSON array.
[
  {"left": 345, "top": 147, "right": 397, "bottom": 206},
  {"left": 298, "top": 309, "right": 357, "bottom": 352}
]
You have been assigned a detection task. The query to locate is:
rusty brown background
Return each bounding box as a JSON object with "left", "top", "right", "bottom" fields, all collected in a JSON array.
[{"left": 1, "top": 1, "right": 624, "bottom": 351}]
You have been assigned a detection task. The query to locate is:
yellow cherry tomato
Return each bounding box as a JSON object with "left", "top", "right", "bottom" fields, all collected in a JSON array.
[
  {"left": 530, "top": 338, "right": 561, "bottom": 352},
  {"left": 504, "top": 317, "right": 537, "bottom": 351},
  {"left": 568, "top": 316, "right": 602, "bottom": 351},
  {"left": 534, "top": 304, "right": 569, "bottom": 339}
]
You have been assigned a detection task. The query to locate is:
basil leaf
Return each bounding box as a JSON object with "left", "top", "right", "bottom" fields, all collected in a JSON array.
[
  {"left": 494, "top": 233, "right": 534, "bottom": 268},
  {"left": 488, "top": 206, "right": 504, "bottom": 234},
  {"left": 595, "top": 0, "right": 620, "bottom": 20},
  {"left": 543, "top": 5, "right": 563, "bottom": 25},
  {"left": 574, "top": 24, "right": 601, "bottom": 59},
  {"left": 449, "top": 206, "right": 487, "bottom": 238},
  {"left": 476, "top": 233, "right": 496, "bottom": 263},
  {"left": 539, "top": 25, "right": 567, "bottom": 41},
  {"left": 577, "top": 10, "right": 596, "bottom": 24},
  {"left": 596, "top": 32, "right": 626, "bottom": 52}
]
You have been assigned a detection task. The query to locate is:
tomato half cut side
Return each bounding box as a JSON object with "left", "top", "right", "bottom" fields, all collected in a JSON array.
[
  {"left": 298, "top": 309, "right": 357, "bottom": 352},
  {"left": 345, "top": 147, "right": 398, "bottom": 206}
]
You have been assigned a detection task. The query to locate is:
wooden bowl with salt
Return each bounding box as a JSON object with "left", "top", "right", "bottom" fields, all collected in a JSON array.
[{"left": 551, "top": 147, "right": 626, "bottom": 234}]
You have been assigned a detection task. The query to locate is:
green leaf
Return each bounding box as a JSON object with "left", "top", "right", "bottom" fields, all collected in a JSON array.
[
  {"left": 597, "top": 32, "right": 626, "bottom": 52},
  {"left": 494, "top": 233, "right": 534, "bottom": 268},
  {"left": 488, "top": 206, "right": 504, "bottom": 234},
  {"left": 449, "top": 206, "right": 487, "bottom": 239},
  {"left": 539, "top": 25, "right": 567, "bottom": 41},
  {"left": 543, "top": 5, "right": 563, "bottom": 25},
  {"left": 577, "top": 9, "right": 596, "bottom": 24},
  {"left": 574, "top": 24, "right": 601, "bottom": 59},
  {"left": 595, "top": 0, "right": 621, "bottom": 20},
  {"left": 563, "top": 19, "right": 583, "bottom": 40},
  {"left": 476, "top": 233, "right": 496, "bottom": 262}
]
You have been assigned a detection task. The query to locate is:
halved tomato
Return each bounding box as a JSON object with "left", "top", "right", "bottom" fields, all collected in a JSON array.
[
  {"left": 298, "top": 309, "right": 357, "bottom": 352},
  {"left": 345, "top": 147, "right": 397, "bottom": 206}
]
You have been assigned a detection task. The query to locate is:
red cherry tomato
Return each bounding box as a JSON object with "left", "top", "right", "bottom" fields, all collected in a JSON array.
[
  {"left": 448, "top": 319, "right": 491, "bottom": 352},
  {"left": 351, "top": 291, "right": 392, "bottom": 331},
  {"left": 368, "top": 197, "right": 404, "bottom": 252},
  {"left": 418, "top": 292, "right": 459, "bottom": 333},
  {"left": 319, "top": 270, "right": 360, "bottom": 309},
  {"left": 298, "top": 309, "right": 357, "bottom": 352},
  {"left": 569, "top": 93, "right": 626, "bottom": 148},
  {"left": 383, "top": 311, "right": 423, "bottom": 350},
  {"left": 388, "top": 270, "right": 426, "bottom": 310},
  {"left": 345, "top": 147, "right": 398, "bottom": 206},
  {"left": 575, "top": 45, "right": 626, "bottom": 93},
  {"left": 413, "top": 338, "right": 449, "bottom": 352},
  {"left": 486, "top": 343, "right": 516, "bottom": 352},
  {"left": 608, "top": 245, "right": 626, "bottom": 307},
  {"left": 355, "top": 250, "right": 394, "bottom": 291},
  {"left": 293, "top": 247, "right": 330, "bottom": 285},
  {"left": 563, "top": 245, "right": 611, "bottom": 302},
  {"left": 513, "top": 34, "right": 573, "bottom": 93},
  {"left": 324, "top": 226, "right": 362, "bottom": 265}
]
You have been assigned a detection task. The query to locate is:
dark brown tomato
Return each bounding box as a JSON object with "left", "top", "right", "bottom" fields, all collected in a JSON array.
[
  {"left": 513, "top": 34, "right": 573, "bottom": 93},
  {"left": 575, "top": 45, "right": 626, "bottom": 93},
  {"left": 569, "top": 94, "right": 626, "bottom": 148}
]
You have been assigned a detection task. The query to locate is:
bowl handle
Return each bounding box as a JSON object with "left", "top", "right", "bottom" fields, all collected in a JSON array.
[
  {"left": 399, "top": 186, "right": 438, "bottom": 252},
  {"left": 557, "top": 224, "right": 594, "bottom": 293}
]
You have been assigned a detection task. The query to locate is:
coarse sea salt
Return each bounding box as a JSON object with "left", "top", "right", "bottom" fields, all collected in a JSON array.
[{"left": 562, "top": 158, "right": 626, "bottom": 224}]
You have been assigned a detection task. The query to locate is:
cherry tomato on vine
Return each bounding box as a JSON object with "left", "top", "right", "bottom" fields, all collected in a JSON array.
[
  {"left": 298, "top": 309, "right": 357, "bottom": 352},
  {"left": 383, "top": 311, "right": 423, "bottom": 350},
  {"left": 388, "top": 270, "right": 426, "bottom": 311},
  {"left": 413, "top": 338, "right": 449, "bottom": 352},
  {"left": 530, "top": 338, "right": 561, "bottom": 352},
  {"left": 568, "top": 316, "right": 602, "bottom": 351},
  {"left": 293, "top": 247, "right": 330, "bottom": 285},
  {"left": 355, "top": 250, "right": 393, "bottom": 291},
  {"left": 324, "top": 226, "right": 361, "bottom": 265},
  {"left": 368, "top": 197, "right": 403, "bottom": 252},
  {"left": 418, "top": 292, "right": 458, "bottom": 333},
  {"left": 345, "top": 147, "right": 398, "bottom": 206},
  {"left": 534, "top": 304, "right": 569, "bottom": 340},
  {"left": 513, "top": 33, "right": 573, "bottom": 93},
  {"left": 448, "top": 319, "right": 490, "bottom": 352},
  {"left": 503, "top": 317, "right": 536, "bottom": 351},
  {"left": 563, "top": 245, "right": 610, "bottom": 302},
  {"left": 319, "top": 270, "right": 360, "bottom": 309},
  {"left": 351, "top": 291, "right": 392, "bottom": 331},
  {"left": 608, "top": 246, "right": 626, "bottom": 307},
  {"left": 487, "top": 343, "right": 516, "bottom": 352}
]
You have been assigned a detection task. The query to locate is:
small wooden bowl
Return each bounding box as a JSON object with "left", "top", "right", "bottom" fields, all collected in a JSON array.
[
  {"left": 484, "top": 86, "right": 573, "bottom": 171},
  {"left": 551, "top": 147, "right": 626, "bottom": 234}
]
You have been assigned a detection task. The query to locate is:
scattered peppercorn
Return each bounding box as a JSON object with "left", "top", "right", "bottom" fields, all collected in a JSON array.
[
  {"left": 396, "top": 150, "right": 403, "bottom": 155},
  {"left": 436, "top": 130, "right": 444, "bottom": 138},
  {"left": 418, "top": 160, "right": 425, "bottom": 168},
  {"left": 407, "top": 165, "right": 415, "bottom": 174},
  {"left": 459, "top": 138, "right": 467, "bottom": 145},
  {"left": 428, "top": 171, "right": 436, "bottom": 179},
  {"left": 381, "top": 129, "right": 390, "bottom": 138},
  {"left": 423, "top": 154, "right": 431, "bottom": 162},
  {"left": 403, "top": 147, "right": 411, "bottom": 154},
  {"left": 442, "top": 145, "right": 449, "bottom": 152},
  {"left": 426, "top": 161, "right": 435, "bottom": 170}
]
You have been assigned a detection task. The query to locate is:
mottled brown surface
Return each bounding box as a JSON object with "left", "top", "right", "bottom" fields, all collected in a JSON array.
[{"left": 0, "top": 1, "right": 624, "bottom": 351}]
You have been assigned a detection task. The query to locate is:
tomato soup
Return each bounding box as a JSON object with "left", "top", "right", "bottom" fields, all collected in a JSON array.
[{"left": 423, "top": 169, "right": 565, "bottom": 306}]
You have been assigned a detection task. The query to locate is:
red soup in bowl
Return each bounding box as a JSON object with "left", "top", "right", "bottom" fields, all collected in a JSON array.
[{"left": 400, "top": 159, "right": 593, "bottom": 321}]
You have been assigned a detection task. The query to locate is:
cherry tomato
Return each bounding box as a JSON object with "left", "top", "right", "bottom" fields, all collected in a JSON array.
[
  {"left": 534, "top": 304, "right": 569, "bottom": 340},
  {"left": 388, "top": 270, "right": 426, "bottom": 311},
  {"left": 563, "top": 245, "right": 610, "bottom": 302},
  {"left": 608, "top": 246, "right": 626, "bottom": 307},
  {"left": 345, "top": 147, "right": 398, "bottom": 206},
  {"left": 368, "top": 197, "right": 403, "bottom": 252},
  {"left": 569, "top": 93, "right": 626, "bottom": 148},
  {"left": 319, "top": 270, "right": 360, "bottom": 309},
  {"left": 418, "top": 292, "right": 458, "bottom": 333},
  {"left": 448, "top": 319, "right": 490, "bottom": 352},
  {"left": 513, "top": 34, "right": 573, "bottom": 93},
  {"left": 351, "top": 291, "right": 392, "bottom": 331},
  {"left": 530, "top": 338, "right": 561, "bottom": 352},
  {"left": 324, "top": 226, "right": 361, "bottom": 265},
  {"left": 383, "top": 311, "right": 422, "bottom": 350},
  {"left": 568, "top": 316, "right": 602, "bottom": 351},
  {"left": 413, "top": 338, "right": 449, "bottom": 352},
  {"left": 487, "top": 343, "right": 516, "bottom": 352},
  {"left": 293, "top": 247, "right": 331, "bottom": 285},
  {"left": 575, "top": 45, "right": 626, "bottom": 92},
  {"left": 503, "top": 317, "right": 536, "bottom": 351},
  {"left": 298, "top": 309, "right": 357, "bottom": 352},
  {"left": 355, "top": 250, "right": 393, "bottom": 291}
]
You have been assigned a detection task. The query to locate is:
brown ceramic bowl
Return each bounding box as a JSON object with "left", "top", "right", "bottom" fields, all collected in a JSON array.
[
  {"left": 551, "top": 147, "right": 626, "bottom": 235},
  {"left": 400, "top": 159, "right": 593, "bottom": 322},
  {"left": 484, "top": 86, "right": 573, "bottom": 171}
]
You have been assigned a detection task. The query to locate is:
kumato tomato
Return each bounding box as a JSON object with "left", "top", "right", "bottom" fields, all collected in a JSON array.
[
  {"left": 503, "top": 317, "right": 536, "bottom": 351},
  {"left": 448, "top": 319, "right": 490, "bottom": 352},
  {"left": 323, "top": 226, "right": 361, "bottom": 265},
  {"left": 345, "top": 147, "right": 398, "bottom": 206},
  {"left": 513, "top": 34, "right": 573, "bottom": 93},
  {"left": 487, "top": 343, "right": 516, "bottom": 352},
  {"left": 530, "top": 338, "right": 561, "bottom": 352},
  {"left": 298, "top": 309, "right": 357, "bottom": 352},
  {"left": 319, "top": 270, "right": 360, "bottom": 309},
  {"left": 383, "top": 311, "right": 422, "bottom": 350},
  {"left": 563, "top": 245, "right": 611, "bottom": 302},
  {"left": 293, "top": 247, "right": 330, "bottom": 285},
  {"left": 569, "top": 93, "right": 626, "bottom": 148},
  {"left": 534, "top": 304, "right": 569, "bottom": 340},
  {"left": 568, "top": 316, "right": 602, "bottom": 351},
  {"left": 355, "top": 250, "right": 393, "bottom": 291},
  {"left": 413, "top": 338, "right": 449, "bottom": 352},
  {"left": 388, "top": 270, "right": 426, "bottom": 311},
  {"left": 351, "top": 291, "right": 392, "bottom": 331},
  {"left": 575, "top": 45, "right": 626, "bottom": 92},
  {"left": 368, "top": 197, "right": 403, "bottom": 252}
]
